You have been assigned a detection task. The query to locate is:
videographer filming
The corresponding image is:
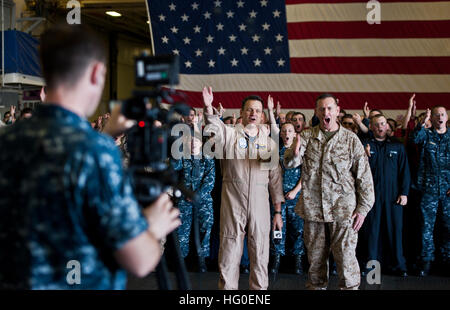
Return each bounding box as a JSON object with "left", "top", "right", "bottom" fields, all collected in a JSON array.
[{"left": 0, "top": 24, "right": 180, "bottom": 289}]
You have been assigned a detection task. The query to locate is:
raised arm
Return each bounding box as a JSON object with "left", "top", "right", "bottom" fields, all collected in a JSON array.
[
  {"left": 353, "top": 113, "right": 369, "bottom": 134},
  {"left": 267, "top": 95, "right": 280, "bottom": 136},
  {"left": 403, "top": 94, "right": 416, "bottom": 130},
  {"left": 202, "top": 86, "right": 214, "bottom": 116},
  {"left": 202, "top": 86, "right": 233, "bottom": 153}
]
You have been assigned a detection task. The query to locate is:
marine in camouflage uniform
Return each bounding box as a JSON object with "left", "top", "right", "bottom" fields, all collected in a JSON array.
[
  {"left": 284, "top": 94, "right": 375, "bottom": 290},
  {"left": 172, "top": 156, "right": 215, "bottom": 260},
  {"left": 410, "top": 106, "right": 449, "bottom": 275}
]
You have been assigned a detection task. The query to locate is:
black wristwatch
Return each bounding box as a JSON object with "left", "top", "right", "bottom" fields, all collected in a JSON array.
[{"left": 274, "top": 211, "right": 282, "bottom": 215}]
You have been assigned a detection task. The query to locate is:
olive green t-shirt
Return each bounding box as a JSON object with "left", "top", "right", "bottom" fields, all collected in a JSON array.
[{"left": 321, "top": 128, "right": 338, "bottom": 142}]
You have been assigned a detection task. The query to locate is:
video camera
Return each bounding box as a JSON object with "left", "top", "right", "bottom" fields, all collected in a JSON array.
[
  {"left": 121, "top": 54, "right": 193, "bottom": 205},
  {"left": 120, "top": 54, "right": 196, "bottom": 290}
]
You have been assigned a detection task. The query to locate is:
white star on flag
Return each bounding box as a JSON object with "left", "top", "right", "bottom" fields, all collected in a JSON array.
[
  {"left": 264, "top": 47, "right": 272, "bottom": 55},
  {"left": 238, "top": 24, "right": 246, "bottom": 31},
  {"left": 237, "top": 0, "right": 245, "bottom": 8},
  {"left": 161, "top": 36, "right": 169, "bottom": 44},
  {"left": 216, "top": 23, "right": 224, "bottom": 31},
  {"left": 277, "top": 58, "right": 285, "bottom": 66},
  {"left": 191, "top": 2, "right": 199, "bottom": 10},
  {"left": 203, "top": 12, "right": 211, "bottom": 19},
  {"left": 158, "top": 14, "right": 166, "bottom": 21},
  {"left": 226, "top": 11, "right": 235, "bottom": 18},
  {"left": 170, "top": 26, "right": 178, "bottom": 34},
  {"left": 231, "top": 58, "right": 239, "bottom": 66},
  {"left": 181, "top": 14, "right": 189, "bottom": 22},
  {"left": 208, "top": 60, "right": 216, "bottom": 67},
  {"left": 249, "top": 10, "right": 257, "bottom": 18},
  {"left": 253, "top": 58, "right": 262, "bottom": 67},
  {"left": 241, "top": 47, "right": 249, "bottom": 55},
  {"left": 183, "top": 37, "right": 191, "bottom": 44},
  {"left": 262, "top": 23, "right": 270, "bottom": 31},
  {"left": 273, "top": 10, "right": 281, "bottom": 18},
  {"left": 185, "top": 61, "right": 192, "bottom": 68},
  {"left": 218, "top": 47, "right": 226, "bottom": 55},
  {"left": 252, "top": 34, "right": 260, "bottom": 42},
  {"left": 275, "top": 33, "right": 283, "bottom": 42},
  {"left": 169, "top": 3, "right": 176, "bottom": 11},
  {"left": 172, "top": 49, "right": 179, "bottom": 55},
  {"left": 195, "top": 49, "right": 203, "bottom": 57},
  {"left": 214, "top": 0, "right": 222, "bottom": 7},
  {"left": 260, "top": 0, "right": 268, "bottom": 7},
  {"left": 193, "top": 25, "right": 201, "bottom": 33},
  {"left": 229, "top": 34, "right": 237, "bottom": 42},
  {"left": 206, "top": 35, "right": 214, "bottom": 43}
]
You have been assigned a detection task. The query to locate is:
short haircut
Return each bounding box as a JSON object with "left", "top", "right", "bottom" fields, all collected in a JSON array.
[
  {"left": 40, "top": 24, "right": 106, "bottom": 90},
  {"left": 342, "top": 114, "right": 354, "bottom": 121},
  {"left": 190, "top": 107, "right": 197, "bottom": 115},
  {"left": 431, "top": 105, "right": 447, "bottom": 114},
  {"left": 241, "top": 95, "right": 264, "bottom": 110},
  {"left": 315, "top": 93, "right": 337, "bottom": 107},
  {"left": 281, "top": 122, "right": 295, "bottom": 130},
  {"left": 339, "top": 109, "right": 346, "bottom": 115},
  {"left": 370, "top": 114, "right": 387, "bottom": 124},
  {"left": 223, "top": 116, "right": 233, "bottom": 122},
  {"left": 291, "top": 112, "right": 306, "bottom": 122},
  {"left": 369, "top": 109, "right": 383, "bottom": 118}
]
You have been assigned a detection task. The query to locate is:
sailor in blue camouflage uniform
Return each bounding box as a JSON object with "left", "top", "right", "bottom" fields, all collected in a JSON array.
[
  {"left": 0, "top": 25, "right": 179, "bottom": 289},
  {"left": 411, "top": 106, "right": 450, "bottom": 276},
  {"left": 270, "top": 123, "right": 304, "bottom": 274},
  {"left": 172, "top": 136, "right": 215, "bottom": 272}
]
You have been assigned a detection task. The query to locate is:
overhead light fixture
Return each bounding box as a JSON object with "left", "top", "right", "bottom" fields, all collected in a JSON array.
[{"left": 106, "top": 11, "right": 121, "bottom": 17}]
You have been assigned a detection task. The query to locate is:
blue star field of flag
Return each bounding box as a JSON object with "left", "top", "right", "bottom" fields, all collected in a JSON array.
[{"left": 147, "top": 0, "right": 291, "bottom": 74}]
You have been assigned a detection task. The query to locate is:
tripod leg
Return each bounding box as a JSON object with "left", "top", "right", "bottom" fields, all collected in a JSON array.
[
  {"left": 155, "top": 254, "right": 172, "bottom": 290},
  {"left": 192, "top": 201, "right": 204, "bottom": 270},
  {"left": 167, "top": 232, "right": 191, "bottom": 290}
]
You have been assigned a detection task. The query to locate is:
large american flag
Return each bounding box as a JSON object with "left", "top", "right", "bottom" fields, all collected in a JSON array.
[{"left": 146, "top": 0, "right": 450, "bottom": 110}]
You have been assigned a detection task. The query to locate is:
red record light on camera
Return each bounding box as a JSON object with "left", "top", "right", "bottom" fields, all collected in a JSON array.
[{"left": 138, "top": 121, "right": 145, "bottom": 128}]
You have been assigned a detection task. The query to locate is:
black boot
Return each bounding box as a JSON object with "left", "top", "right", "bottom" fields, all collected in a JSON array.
[
  {"left": 198, "top": 256, "right": 207, "bottom": 273},
  {"left": 294, "top": 255, "right": 303, "bottom": 275},
  {"left": 270, "top": 254, "right": 281, "bottom": 274},
  {"left": 419, "top": 261, "right": 431, "bottom": 277}
]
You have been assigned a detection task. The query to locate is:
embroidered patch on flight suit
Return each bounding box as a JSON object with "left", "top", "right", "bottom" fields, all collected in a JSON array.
[{"left": 239, "top": 137, "right": 248, "bottom": 149}]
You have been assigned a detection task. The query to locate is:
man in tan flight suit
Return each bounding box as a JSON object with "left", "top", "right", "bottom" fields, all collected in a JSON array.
[
  {"left": 202, "top": 86, "right": 284, "bottom": 290},
  {"left": 284, "top": 93, "right": 375, "bottom": 290}
]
